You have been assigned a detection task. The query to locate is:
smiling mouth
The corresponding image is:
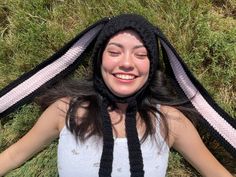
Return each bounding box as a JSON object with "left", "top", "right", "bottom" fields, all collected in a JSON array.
[{"left": 114, "top": 74, "right": 136, "bottom": 80}]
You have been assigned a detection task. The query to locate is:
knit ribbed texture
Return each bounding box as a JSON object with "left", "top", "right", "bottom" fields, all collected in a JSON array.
[
  {"left": 93, "top": 14, "right": 158, "bottom": 103},
  {"left": 93, "top": 14, "right": 157, "bottom": 177},
  {"left": 99, "top": 98, "right": 114, "bottom": 177},
  {"left": 0, "top": 10, "right": 235, "bottom": 176},
  {"left": 125, "top": 101, "right": 144, "bottom": 177}
]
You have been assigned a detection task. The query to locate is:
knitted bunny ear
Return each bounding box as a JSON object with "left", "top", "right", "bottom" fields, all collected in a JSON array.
[
  {"left": 0, "top": 18, "right": 109, "bottom": 118},
  {"left": 154, "top": 28, "right": 236, "bottom": 158}
]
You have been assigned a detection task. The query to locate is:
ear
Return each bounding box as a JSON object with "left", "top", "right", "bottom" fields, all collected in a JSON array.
[
  {"left": 0, "top": 18, "right": 109, "bottom": 117},
  {"left": 154, "top": 28, "right": 236, "bottom": 158}
]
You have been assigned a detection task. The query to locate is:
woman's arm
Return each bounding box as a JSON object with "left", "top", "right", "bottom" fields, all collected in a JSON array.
[
  {"left": 161, "top": 106, "right": 233, "bottom": 177},
  {"left": 0, "top": 99, "right": 67, "bottom": 176}
]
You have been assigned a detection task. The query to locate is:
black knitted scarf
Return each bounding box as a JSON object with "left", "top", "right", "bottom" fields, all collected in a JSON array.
[
  {"left": 0, "top": 14, "right": 235, "bottom": 177},
  {"left": 93, "top": 14, "right": 158, "bottom": 176}
]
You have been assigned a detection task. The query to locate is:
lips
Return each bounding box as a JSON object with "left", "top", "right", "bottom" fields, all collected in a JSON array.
[{"left": 114, "top": 73, "right": 136, "bottom": 80}]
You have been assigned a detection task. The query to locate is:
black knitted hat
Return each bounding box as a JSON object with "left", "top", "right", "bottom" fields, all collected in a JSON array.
[
  {"left": 1, "top": 13, "right": 235, "bottom": 177},
  {"left": 93, "top": 14, "right": 158, "bottom": 103},
  {"left": 92, "top": 14, "right": 159, "bottom": 177}
]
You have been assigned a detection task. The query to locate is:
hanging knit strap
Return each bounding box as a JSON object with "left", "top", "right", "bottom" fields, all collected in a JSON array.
[
  {"left": 125, "top": 101, "right": 144, "bottom": 177},
  {"left": 99, "top": 98, "right": 114, "bottom": 177}
]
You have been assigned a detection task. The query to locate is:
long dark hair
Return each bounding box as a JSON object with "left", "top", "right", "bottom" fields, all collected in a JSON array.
[{"left": 37, "top": 69, "right": 199, "bottom": 143}]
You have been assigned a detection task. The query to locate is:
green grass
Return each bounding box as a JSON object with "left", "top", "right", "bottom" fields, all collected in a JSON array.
[{"left": 0, "top": 0, "right": 235, "bottom": 176}]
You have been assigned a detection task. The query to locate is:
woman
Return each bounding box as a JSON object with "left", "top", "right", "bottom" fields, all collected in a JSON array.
[{"left": 0, "top": 14, "right": 234, "bottom": 177}]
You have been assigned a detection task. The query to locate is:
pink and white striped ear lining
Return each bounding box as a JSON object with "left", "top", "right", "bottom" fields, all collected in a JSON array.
[
  {"left": 0, "top": 24, "right": 104, "bottom": 117},
  {"left": 0, "top": 18, "right": 235, "bottom": 158},
  {"left": 160, "top": 40, "right": 236, "bottom": 158}
]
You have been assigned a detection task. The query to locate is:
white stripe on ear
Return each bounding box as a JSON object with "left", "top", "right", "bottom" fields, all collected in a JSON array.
[
  {"left": 0, "top": 24, "right": 103, "bottom": 114},
  {"left": 160, "top": 40, "right": 236, "bottom": 149}
]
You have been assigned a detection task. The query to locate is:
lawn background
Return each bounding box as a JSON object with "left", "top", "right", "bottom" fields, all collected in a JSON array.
[{"left": 0, "top": 0, "right": 235, "bottom": 176}]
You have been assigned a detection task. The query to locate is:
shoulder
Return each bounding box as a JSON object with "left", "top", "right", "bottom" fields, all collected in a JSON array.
[
  {"left": 160, "top": 105, "right": 233, "bottom": 177},
  {"left": 52, "top": 97, "right": 70, "bottom": 112},
  {"left": 159, "top": 105, "right": 195, "bottom": 147},
  {"left": 47, "top": 97, "right": 89, "bottom": 131},
  {"left": 45, "top": 97, "right": 70, "bottom": 117},
  {"left": 160, "top": 105, "right": 190, "bottom": 128},
  {"left": 40, "top": 97, "right": 70, "bottom": 132}
]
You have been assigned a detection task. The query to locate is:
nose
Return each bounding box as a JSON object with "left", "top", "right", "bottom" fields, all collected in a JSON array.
[{"left": 119, "top": 53, "right": 134, "bottom": 70}]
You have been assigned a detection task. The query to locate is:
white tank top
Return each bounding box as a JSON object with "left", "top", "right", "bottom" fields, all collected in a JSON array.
[{"left": 58, "top": 111, "right": 169, "bottom": 177}]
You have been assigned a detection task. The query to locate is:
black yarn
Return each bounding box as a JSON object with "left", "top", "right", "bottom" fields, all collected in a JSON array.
[
  {"left": 93, "top": 14, "right": 157, "bottom": 176},
  {"left": 99, "top": 98, "right": 114, "bottom": 177},
  {"left": 125, "top": 101, "right": 144, "bottom": 177},
  {"left": 93, "top": 14, "right": 158, "bottom": 103},
  {"left": 98, "top": 97, "right": 144, "bottom": 177},
  {"left": 0, "top": 9, "right": 235, "bottom": 177},
  {"left": 92, "top": 14, "right": 158, "bottom": 176}
]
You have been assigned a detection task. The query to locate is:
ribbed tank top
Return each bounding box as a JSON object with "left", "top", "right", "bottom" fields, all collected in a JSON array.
[{"left": 58, "top": 109, "right": 169, "bottom": 177}]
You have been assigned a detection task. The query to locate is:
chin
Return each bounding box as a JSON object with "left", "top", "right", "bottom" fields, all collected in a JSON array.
[{"left": 112, "top": 90, "right": 137, "bottom": 98}]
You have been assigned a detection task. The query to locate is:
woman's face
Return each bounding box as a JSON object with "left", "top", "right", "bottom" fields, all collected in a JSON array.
[{"left": 101, "top": 30, "right": 150, "bottom": 97}]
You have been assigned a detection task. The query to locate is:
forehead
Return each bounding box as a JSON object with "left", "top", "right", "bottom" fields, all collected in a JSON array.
[{"left": 107, "top": 29, "right": 144, "bottom": 45}]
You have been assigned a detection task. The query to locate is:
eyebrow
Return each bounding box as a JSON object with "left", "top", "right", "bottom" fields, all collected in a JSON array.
[{"left": 107, "top": 42, "right": 145, "bottom": 49}]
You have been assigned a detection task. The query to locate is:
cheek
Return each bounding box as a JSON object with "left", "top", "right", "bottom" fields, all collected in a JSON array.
[
  {"left": 101, "top": 55, "right": 113, "bottom": 79},
  {"left": 137, "top": 60, "right": 150, "bottom": 75},
  {"left": 101, "top": 60, "right": 112, "bottom": 72},
  {"left": 101, "top": 53, "right": 117, "bottom": 72}
]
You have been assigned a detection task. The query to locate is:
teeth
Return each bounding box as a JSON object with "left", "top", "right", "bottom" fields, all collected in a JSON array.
[{"left": 115, "top": 74, "right": 135, "bottom": 80}]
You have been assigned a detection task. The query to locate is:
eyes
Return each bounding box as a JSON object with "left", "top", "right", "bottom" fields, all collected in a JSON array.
[
  {"left": 106, "top": 47, "right": 148, "bottom": 59},
  {"left": 107, "top": 51, "right": 120, "bottom": 57},
  {"left": 135, "top": 53, "right": 148, "bottom": 59}
]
